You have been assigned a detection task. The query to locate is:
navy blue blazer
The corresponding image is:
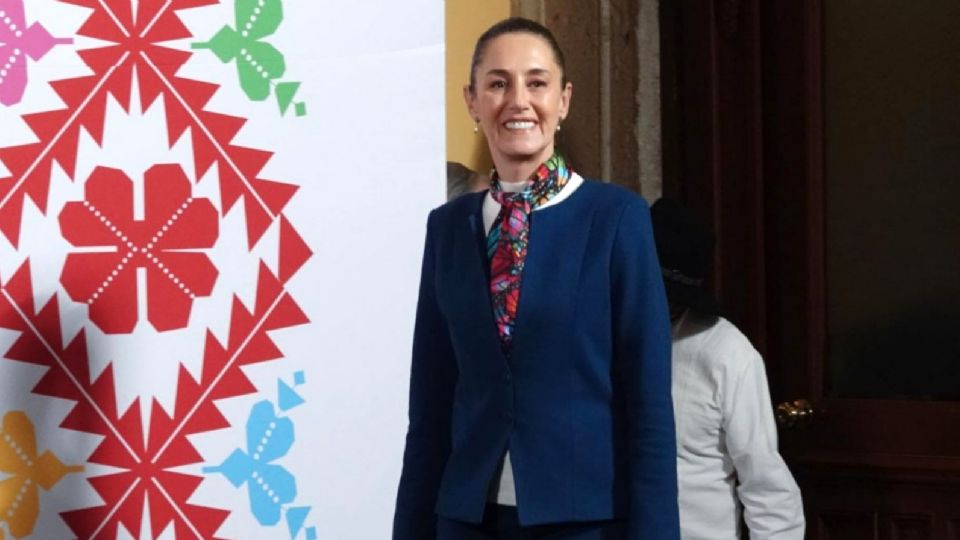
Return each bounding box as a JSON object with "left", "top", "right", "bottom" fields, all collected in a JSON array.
[{"left": 393, "top": 181, "right": 679, "bottom": 539}]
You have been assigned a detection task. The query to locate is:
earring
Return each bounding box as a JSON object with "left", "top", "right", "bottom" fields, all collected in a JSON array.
[
  {"left": 474, "top": 119, "right": 480, "bottom": 134},
  {"left": 556, "top": 123, "right": 562, "bottom": 132}
]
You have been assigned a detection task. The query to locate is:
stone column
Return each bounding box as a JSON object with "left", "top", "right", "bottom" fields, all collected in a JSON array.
[{"left": 512, "top": 0, "right": 662, "bottom": 200}]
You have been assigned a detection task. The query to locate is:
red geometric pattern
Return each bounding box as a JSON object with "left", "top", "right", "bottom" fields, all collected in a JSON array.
[
  {"left": 0, "top": 0, "right": 314, "bottom": 538},
  {"left": 59, "top": 164, "right": 219, "bottom": 334},
  {"left": 0, "top": 0, "right": 298, "bottom": 249}
]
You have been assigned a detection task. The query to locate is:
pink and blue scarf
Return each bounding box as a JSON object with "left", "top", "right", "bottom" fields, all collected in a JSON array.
[{"left": 487, "top": 153, "right": 571, "bottom": 354}]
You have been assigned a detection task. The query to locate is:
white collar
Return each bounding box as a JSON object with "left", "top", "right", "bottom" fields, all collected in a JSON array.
[{"left": 481, "top": 172, "right": 585, "bottom": 234}]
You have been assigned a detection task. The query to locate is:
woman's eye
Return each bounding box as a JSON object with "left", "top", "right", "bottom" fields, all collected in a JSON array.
[
  {"left": 529, "top": 80, "right": 547, "bottom": 88},
  {"left": 489, "top": 80, "right": 506, "bottom": 89}
]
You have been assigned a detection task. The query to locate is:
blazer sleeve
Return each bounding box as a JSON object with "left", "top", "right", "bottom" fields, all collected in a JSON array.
[
  {"left": 722, "top": 347, "right": 805, "bottom": 540},
  {"left": 610, "top": 199, "right": 681, "bottom": 540},
  {"left": 393, "top": 210, "right": 459, "bottom": 540}
]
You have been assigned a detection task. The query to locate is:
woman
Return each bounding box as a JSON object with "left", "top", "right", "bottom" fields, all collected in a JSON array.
[{"left": 394, "top": 17, "right": 679, "bottom": 540}]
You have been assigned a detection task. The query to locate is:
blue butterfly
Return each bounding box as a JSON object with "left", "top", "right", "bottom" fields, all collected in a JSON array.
[{"left": 204, "top": 400, "right": 297, "bottom": 526}]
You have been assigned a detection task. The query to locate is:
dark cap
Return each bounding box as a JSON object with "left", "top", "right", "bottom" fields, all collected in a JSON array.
[{"left": 650, "top": 198, "right": 721, "bottom": 316}]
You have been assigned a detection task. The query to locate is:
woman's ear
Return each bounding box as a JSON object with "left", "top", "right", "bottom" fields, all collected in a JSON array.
[
  {"left": 559, "top": 81, "right": 573, "bottom": 119},
  {"left": 462, "top": 84, "right": 478, "bottom": 120}
]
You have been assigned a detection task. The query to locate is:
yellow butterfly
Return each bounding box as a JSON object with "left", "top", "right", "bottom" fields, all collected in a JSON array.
[{"left": 0, "top": 411, "right": 82, "bottom": 538}]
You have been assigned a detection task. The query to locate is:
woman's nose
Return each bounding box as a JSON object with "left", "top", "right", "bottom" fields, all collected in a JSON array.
[{"left": 506, "top": 82, "right": 530, "bottom": 110}]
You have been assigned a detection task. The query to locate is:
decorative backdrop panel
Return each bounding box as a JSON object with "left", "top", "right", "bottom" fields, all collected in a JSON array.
[{"left": 0, "top": 1, "right": 444, "bottom": 538}]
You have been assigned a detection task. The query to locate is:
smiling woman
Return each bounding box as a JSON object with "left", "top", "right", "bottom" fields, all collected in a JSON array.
[
  {"left": 394, "top": 17, "right": 680, "bottom": 540},
  {"left": 464, "top": 28, "right": 571, "bottom": 182}
]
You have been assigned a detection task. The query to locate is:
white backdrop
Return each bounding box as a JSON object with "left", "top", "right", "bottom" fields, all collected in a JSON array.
[{"left": 0, "top": 1, "right": 443, "bottom": 538}]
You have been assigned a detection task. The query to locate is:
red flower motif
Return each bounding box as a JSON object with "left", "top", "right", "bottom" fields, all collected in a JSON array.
[{"left": 58, "top": 164, "right": 219, "bottom": 334}]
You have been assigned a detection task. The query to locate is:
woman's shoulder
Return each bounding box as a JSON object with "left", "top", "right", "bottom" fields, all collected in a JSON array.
[
  {"left": 429, "top": 190, "right": 486, "bottom": 223},
  {"left": 575, "top": 178, "right": 650, "bottom": 210},
  {"left": 569, "top": 179, "right": 653, "bottom": 232}
]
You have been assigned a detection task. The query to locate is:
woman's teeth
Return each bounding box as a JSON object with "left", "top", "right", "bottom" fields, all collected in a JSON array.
[{"left": 505, "top": 121, "right": 535, "bottom": 130}]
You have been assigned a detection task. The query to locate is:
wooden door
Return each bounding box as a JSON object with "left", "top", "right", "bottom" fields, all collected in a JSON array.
[{"left": 662, "top": 1, "right": 960, "bottom": 538}]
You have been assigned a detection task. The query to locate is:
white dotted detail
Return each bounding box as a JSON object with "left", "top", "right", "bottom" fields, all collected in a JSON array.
[
  {"left": 0, "top": 429, "right": 32, "bottom": 467},
  {"left": 87, "top": 257, "right": 128, "bottom": 305},
  {"left": 143, "top": 198, "right": 200, "bottom": 300},
  {"left": 240, "top": 51, "right": 269, "bottom": 79}
]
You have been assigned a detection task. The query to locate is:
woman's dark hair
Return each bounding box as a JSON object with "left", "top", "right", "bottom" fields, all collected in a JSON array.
[{"left": 468, "top": 17, "right": 567, "bottom": 92}]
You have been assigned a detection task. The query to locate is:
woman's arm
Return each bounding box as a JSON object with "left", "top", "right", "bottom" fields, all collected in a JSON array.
[
  {"left": 393, "top": 210, "right": 459, "bottom": 540},
  {"left": 611, "top": 198, "right": 680, "bottom": 540}
]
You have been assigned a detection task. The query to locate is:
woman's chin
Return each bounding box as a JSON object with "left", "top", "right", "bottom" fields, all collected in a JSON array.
[{"left": 494, "top": 145, "right": 552, "bottom": 165}]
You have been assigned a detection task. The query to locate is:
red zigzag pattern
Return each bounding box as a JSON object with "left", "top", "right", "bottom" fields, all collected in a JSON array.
[
  {"left": 0, "top": 0, "right": 314, "bottom": 538},
  {"left": 0, "top": 0, "right": 298, "bottom": 249}
]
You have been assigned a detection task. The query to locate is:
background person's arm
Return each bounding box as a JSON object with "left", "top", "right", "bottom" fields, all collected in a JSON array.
[{"left": 724, "top": 343, "right": 805, "bottom": 540}]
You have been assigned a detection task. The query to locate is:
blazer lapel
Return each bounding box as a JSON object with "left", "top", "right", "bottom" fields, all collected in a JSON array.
[{"left": 450, "top": 196, "right": 509, "bottom": 364}]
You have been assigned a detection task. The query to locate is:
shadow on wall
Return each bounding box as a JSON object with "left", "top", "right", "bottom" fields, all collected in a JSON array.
[{"left": 0, "top": 288, "right": 87, "bottom": 539}]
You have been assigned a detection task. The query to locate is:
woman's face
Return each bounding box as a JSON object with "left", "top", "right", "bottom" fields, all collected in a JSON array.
[{"left": 464, "top": 32, "right": 572, "bottom": 174}]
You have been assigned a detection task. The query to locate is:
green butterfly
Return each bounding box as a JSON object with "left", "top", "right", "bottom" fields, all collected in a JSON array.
[{"left": 193, "top": 0, "right": 306, "bottom": 116}]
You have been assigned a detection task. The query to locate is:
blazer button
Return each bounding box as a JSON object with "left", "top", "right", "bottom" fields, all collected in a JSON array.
[
  {"left": 503, "top": 373, "right": 512, "bottom": 383},
  {"left": 502, "top": 411, "right": 513, "bottom": 422}
]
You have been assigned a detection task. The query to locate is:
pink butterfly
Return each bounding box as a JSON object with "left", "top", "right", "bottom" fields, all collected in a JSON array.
[{"left": 0, "top": 0, "right": 72, "bottom": 106}]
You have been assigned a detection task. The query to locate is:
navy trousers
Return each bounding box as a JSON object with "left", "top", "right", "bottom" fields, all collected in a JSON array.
[{"left": 437, "top": 505, "right": 626, "bottom": 539}]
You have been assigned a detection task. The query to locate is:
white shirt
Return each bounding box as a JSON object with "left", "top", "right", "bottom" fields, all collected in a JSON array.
[
  {"left": 483, "top": 172, "right": 584, "bottom": 506},
  {"left": 672, "top": 311, "right": 805, "bottom": 540}
]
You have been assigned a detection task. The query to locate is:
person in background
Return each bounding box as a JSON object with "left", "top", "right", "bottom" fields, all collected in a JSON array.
[
  {"left": 447, "top": 161, "right": 490, "bottom": 201},
  {"left": 651, "top": 198, "right": 805, "bottom": 540},
  {"left": 394, "top": 17, "right": 679, "bottom": 540}
]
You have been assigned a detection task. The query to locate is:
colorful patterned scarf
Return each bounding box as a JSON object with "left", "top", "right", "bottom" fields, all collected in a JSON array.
[{"left": 487, "top": 153, "right": 571, "bottom": 354}]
